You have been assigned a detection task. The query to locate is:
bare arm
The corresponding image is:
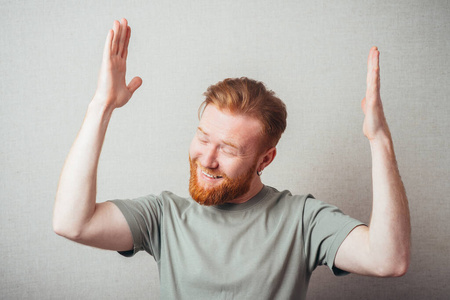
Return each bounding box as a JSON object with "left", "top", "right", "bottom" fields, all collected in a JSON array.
[
  {"left": 334, "top": 47, "right": 411, "bottom": 277},
  {"left": 53, "top": 19, "right": 142, "bottom": 251}
]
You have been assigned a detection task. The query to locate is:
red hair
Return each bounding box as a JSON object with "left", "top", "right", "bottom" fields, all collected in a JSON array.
[{"left": 199, "top": 77, "right": 287, "bottom": 150}]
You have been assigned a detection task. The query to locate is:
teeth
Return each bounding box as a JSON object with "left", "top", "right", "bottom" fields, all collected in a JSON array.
[{"left": 202, "top": 170, "right": 222, "bottom": 179}]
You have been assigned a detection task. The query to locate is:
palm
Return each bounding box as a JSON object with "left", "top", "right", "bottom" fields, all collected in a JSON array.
[{"left": 95, "top": 19, "right": 142, "bottom": 109}]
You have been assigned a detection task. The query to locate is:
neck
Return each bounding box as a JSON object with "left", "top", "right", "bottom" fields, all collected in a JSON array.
[{"left": 226, "top": 178, "right": 264, "bottom": 204}]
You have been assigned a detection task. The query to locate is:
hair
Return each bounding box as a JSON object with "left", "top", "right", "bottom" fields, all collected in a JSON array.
[{"left": 198, "top": 77, "right": 287, "bottom": 150}]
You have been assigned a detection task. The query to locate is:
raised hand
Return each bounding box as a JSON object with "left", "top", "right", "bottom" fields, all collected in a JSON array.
[
  {"left": 53, "top": 19, "right": 141, "bottom": 251},
  {"left": 361, "top": 47, "right": 391, "bottom": 142},
  {"left": 94, "top": 18, "right": 142, "bottom": 109}
]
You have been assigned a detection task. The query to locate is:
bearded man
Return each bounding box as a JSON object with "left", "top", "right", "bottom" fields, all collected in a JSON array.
[{"left": 53, "top": 19, "right": 410, "bottom": 300}]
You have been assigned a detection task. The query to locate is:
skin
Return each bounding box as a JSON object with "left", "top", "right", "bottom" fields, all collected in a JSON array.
[
  {"left": 53, "top": 19, "right": 410, "bottom": 277},
  {"left": 189, "top": 104, "right": 276, "bottom": 204},
  {"left": 53, "top": 19, "right": 139, "bottom": 251},
  {"left": 334, "top": 47, "right": 410, "bottom": 277}
]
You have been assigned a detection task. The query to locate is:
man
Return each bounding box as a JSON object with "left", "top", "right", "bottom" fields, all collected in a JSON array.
[{"left": 53, "top": 19, "right": 410, "bottom": 299}]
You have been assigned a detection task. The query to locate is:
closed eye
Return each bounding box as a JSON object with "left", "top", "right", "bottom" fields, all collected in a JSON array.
[
  {"left": 221, "top": 145, "right": 238, "bottom": 156},
  {"left": 196, "top": 129, "right": 209, "bottom": 144},
  {"left": 198, "top": 136, "right": 208, "bottom": 144}
]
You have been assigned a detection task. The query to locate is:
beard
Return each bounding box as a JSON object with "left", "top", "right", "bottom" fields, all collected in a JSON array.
[{"left": 189, "top": 157, "right": 257, "bottom": 206}]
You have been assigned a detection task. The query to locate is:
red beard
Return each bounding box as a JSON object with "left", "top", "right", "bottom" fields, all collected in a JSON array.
[{"left": 189, "top": 157, "right": 257, "bottom": 206}]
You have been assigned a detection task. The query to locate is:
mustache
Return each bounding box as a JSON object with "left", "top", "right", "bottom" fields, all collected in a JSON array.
[
  {"left": 196, "top": 162, "right": 226, "bottom": 178},
  {"left": 189, "top": 156, "right": 227, "bottom": 179}
]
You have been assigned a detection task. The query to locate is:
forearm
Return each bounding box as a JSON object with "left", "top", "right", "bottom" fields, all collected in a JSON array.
[
  {"left": 367, "top": 134, "right": 411, "bottom": 274},
  {"left": 335, "top": 47, "right": 410, "bottom": 277},
  {"left": 53, "top": 99, "right": 114, "bottom": 238}
]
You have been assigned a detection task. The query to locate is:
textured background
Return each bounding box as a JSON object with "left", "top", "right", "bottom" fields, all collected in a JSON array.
[{"left": 1, "top": 0, "right": 449, "bottom": 299}]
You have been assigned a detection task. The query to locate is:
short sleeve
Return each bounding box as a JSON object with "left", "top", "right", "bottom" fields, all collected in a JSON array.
[
  {"left": 109, "top": 195, "right": 163, "bottom": 261},
  {"left": 302, "top": 196, "right": 365, "bottom": 275}
]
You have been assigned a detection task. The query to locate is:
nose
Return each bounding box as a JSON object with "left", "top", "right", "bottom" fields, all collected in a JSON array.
[{"left": 201, "top": 145, "right": 219, "bottom": 169}]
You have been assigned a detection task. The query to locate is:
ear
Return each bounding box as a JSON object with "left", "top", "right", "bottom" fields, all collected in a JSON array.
[{"left": 258, "top": 147, "right": 277, "bottom": 172}]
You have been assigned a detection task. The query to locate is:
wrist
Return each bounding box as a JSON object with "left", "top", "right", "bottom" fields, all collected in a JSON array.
[
  {"left": 91, "top": 90, "right": 119, "bottom": 110},
  {"left": 369, "top": 133, "right": 396, "bottom": 163},
  {"left": 88, "top": 97, "right": 115, "bottom": 121},
  {"left": 369, "top": 131, "right": 392, "bottom": 147}
]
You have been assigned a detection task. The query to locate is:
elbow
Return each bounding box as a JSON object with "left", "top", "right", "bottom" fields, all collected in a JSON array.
[
  {"left": 52, "top": 196, "right": 89, "bottom": 241},
  {"left": 380, "top": 263, "right": 409, "bottom": 278},
  {"left": 394, "top": 255, "right": 410, "bottom": 277},
  {"left": 393, "top": 263, "right": 409, "bottom": 277},
  {"left": 375, "top": 255, "right": 410, "bottom": 278},
  {"left": 52, "top": 216, "right": 83, "bottom": 241}
]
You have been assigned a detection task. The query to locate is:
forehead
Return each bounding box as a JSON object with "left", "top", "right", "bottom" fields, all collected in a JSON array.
[{"left": 198, "top": 105, "right": 263, "bottom": 152}]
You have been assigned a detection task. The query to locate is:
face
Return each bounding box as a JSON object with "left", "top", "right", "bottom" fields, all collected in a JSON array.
[{"left": 189, "top": 104, "right": 268, "bottom": 206}]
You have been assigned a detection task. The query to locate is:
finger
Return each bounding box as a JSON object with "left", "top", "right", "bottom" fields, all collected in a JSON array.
[
  {"left": 366, "top": 47, "right": 380, "bottom": 99},
  {"left": 111, "top": 20, "right": 121, "bottom": 55},
  {"left": 367, "top": 46, "right": 376, "bottom": 71},
  {"left": 102, "top": 29, "right": 113, "bottom": 60},
  {"left": 123, "top": 26, "right": 131, "bottom": 59},
  {"left": 371, "top": 47, "right": 380, "bottom": 74},
  {"left": 118, "top": 18, "right": 128, "bottom": 57},
  {"left": 127, "top": 76, "right": 143, "bottom": 95}
]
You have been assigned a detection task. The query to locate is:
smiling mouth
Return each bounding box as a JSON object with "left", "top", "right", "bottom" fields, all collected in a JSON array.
[{"left": 201, "top": 170, "right": 223, "bottom": 179}]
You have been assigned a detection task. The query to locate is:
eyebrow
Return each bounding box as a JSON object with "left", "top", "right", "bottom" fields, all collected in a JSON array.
[{"left": 197, "top": 127, "right": 240, "bottom": 150}]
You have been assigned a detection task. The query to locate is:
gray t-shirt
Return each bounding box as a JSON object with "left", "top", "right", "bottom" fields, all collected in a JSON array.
[{"left": 110, "top": 186, "right": 364, "bottom": 300}]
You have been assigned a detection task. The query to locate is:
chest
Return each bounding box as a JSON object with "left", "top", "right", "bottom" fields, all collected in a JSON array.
[{"left": 157, "top": 207, "right": 307, "bottom": 295}]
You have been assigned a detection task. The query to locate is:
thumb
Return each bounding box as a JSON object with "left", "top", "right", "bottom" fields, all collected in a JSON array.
[
  {"left": 361, "top": 97, "right": 366, "bottom": 114},
  {"left": 128, "top": 76, "right": 143, "bottom": 95}
]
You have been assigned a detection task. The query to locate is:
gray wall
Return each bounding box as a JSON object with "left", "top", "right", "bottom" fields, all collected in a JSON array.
[{"left": 1, "top": 0, "right": 449, "bottom": 299}]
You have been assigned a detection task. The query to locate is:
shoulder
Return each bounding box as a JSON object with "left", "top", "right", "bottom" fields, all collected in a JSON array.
[
  {"left": 261, "top": 186, "right": 318, "bottom": 218},
  {"left": 157, "top": 191, "right": 202, "bottom": 218},
  {"left": 264, "top": 185, "right": 314, "bottom": 207},
  {"left": 110, "top": 191, "right": 191, "bottom": 213},
  {"left": 264, "top": 186, "right": 347, "bottom": 221}
]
